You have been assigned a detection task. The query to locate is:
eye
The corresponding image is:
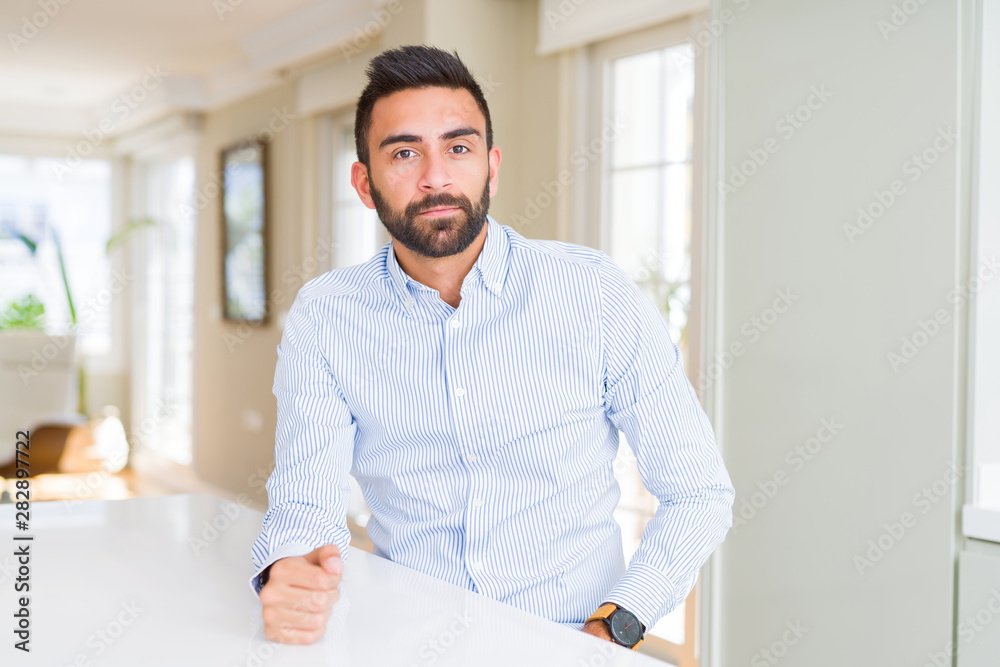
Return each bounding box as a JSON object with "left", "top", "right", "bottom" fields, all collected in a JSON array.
[
  {"left": 450, "top": 145, "right": 470, "bottom": 154},
  {"left": 394, "top": 149, "right": 415, "bottom": 159}
]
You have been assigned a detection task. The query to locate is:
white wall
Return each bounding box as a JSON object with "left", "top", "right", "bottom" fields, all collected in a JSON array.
[
  {"left": 973, "top": 0, "right": 1000, "bottom": 471},
  {"left": 715, "top": 0, "right": 971, "bottom": 665}
]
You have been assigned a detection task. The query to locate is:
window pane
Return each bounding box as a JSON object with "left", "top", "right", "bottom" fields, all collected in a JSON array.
[
  {"left": 0, "top": 156, "right": 112, "bottom": 354},
  {"left": 604, "top": 39, "right": 695, "bottom": 647},
  {"left": 663, "top": 43, "right": 694, "bottom": 163},
  {"left": 609, "top": 167, "right": 661, "bottom": 275},
  {"left": 611, "top": 50, "right": 663, "bottom": 168},
  {"left": 650, "top": 593, "right": 688, "bottom": 645},
  {"left": 334, "top": 124, "right": 382, "bottom": 268},
  {"left": 660, "top": 162, "right": 691, "bottom": 347},
  {"left": 136, "top": 158, "right": 195, "bottom": 465}
]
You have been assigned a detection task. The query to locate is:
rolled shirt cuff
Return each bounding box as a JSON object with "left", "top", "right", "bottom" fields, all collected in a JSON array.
[{"left": 602, "top": 562, "right": 680, "bottom": 633}]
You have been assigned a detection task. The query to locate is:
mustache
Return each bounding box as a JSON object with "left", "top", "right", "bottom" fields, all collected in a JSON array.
[{"left": 405, "top": 193, "right": 471, "bottom": 218}]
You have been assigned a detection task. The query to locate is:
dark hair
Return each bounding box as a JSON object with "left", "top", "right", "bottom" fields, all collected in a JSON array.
[{"left": 354, "top": 44, "right": 493, "bottom": 169}]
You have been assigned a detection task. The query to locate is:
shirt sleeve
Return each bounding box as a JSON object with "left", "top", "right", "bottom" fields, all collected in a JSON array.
[
  {"left": 596, "top": 253, "right": 735, "bottom": 632},
  {"left": 248, "top": 292, "right": 357, "bottom": 596}
]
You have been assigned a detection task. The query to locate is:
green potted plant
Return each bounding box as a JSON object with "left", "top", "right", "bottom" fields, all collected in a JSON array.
[
  {"left": 1, "top": 217, "right": 157, "bottom": 416},
  {"left": 0, "top": 293, "right": 46, "bottom": 330}
]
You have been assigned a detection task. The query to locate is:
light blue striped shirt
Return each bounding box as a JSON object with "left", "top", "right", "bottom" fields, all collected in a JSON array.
[{"left": 250, "top": 214, "right": 734, "bottom": 633}]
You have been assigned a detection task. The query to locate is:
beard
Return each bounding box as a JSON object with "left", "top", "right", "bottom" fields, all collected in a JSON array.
[{"left": 368, "top": 173, "right": 491, "bottom": 259}]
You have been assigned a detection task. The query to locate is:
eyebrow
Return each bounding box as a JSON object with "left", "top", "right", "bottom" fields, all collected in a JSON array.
[{"left": 378, "top": 126, "right": 482, "bottom": 151}]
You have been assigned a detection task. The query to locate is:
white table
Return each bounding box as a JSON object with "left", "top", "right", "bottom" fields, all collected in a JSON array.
[{"left": 0, "top": 493, "right": 664, "bottom": 666}]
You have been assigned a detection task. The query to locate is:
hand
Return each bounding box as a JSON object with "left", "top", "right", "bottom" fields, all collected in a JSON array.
[
  {"left": 259, "top": 544, "right": 343, "bottom": 644},
  {"left": 582, "top": 619, "right": 613, "bottom": 643}
]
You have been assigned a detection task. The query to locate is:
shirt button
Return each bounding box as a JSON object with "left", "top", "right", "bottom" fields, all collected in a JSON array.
[
  {"left": 473, "top": 498, "right": 483, "bottom": 508},
  {"left": 472, "top": 561, "right": 483, "bottom": 572},
  {"left": 450, "top": 319, "right": 461, "bottom": 329},
  {"left": 467, "top": 452, "right": 478, "bottom": 462},
  {"left": 455, "top": 387, "right": 466, "bottom": 397}
]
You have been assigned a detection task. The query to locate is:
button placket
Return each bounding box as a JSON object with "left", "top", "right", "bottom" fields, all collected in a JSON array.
[{"left": 464, "top": 465, "right": 490, "bottom": 588}]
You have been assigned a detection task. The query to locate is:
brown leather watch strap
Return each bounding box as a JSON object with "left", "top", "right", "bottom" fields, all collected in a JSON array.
[
  {"left": 586, "top": 602, "right": 645, "bottom": 650},
  {"left": 586, "top": 602, "right": 618, "bottom": 623}
]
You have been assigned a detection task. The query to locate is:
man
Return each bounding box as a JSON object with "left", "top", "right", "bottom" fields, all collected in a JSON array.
[{"left": 250, "top": 44, "right": 734, "bottom": 649}]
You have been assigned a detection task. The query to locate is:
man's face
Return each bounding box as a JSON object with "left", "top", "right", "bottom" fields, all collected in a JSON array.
[{"left": 352, "top": 86, "right": 501, "bottom": 259}]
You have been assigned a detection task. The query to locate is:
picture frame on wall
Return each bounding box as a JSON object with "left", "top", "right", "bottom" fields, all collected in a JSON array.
[{"left": 220, "top": 138, "right": 268, "bottom": 323}]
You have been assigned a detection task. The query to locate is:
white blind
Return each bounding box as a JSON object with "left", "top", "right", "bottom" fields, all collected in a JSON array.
[{"left": 537, "top": 0, "right": 706, "bottom": 55}]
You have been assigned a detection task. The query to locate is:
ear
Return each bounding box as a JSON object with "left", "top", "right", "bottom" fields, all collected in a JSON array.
[
  {"left": 487, "top": 145, "right": 501, "bottom": 198},
  {"left": 351, "top": 161, "right": 376, "bottom": 210}
]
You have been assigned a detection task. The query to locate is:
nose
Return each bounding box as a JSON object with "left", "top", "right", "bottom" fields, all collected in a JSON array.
[{"left": 417, "top": 148, "right": 452, "bottom": 193}]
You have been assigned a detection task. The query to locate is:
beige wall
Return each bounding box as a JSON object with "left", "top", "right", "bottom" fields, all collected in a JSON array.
[{"left": 192, "top": 80, "right": 302, "bottom": 504}]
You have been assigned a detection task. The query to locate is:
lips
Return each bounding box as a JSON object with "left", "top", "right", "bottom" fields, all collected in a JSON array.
[{"left": 419, "top": 206, "right": 460, "bottom": 216}]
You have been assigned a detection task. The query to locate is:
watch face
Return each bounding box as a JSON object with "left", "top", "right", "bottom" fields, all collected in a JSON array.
[{"left": 609, "top": 609, "right": 643, "bottom": 647}]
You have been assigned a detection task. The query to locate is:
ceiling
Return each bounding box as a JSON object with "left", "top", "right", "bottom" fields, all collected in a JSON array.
[{"left": 0, "top": 0, "right": 373, "bottom": 136}]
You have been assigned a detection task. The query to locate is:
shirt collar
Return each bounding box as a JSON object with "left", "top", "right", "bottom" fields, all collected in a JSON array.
[{"left": 383, "top": 214, "right": 510, "bottom": 308}]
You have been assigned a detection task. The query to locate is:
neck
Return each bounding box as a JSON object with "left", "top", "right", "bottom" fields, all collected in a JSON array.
[{"left": 392, "top": 223, "right": 488, "bottom": 309}]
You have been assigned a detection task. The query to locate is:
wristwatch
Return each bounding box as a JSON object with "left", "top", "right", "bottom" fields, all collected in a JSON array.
[{"left": 586, "top": 602, "right": 645, "bottom": 649}]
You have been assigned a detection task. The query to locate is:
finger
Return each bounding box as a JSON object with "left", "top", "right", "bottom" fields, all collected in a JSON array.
[
  {"left": 262, "top": 607, "right": 331, "bottom": 641},
  {"left": 265, "top": 621, "right": 326, "bottom": 645},
  {"left": 263, "top": 603, "right": 331, "bottom": 633},
  {"left": 304, "top": 544, "right": 343, "bottom": 575},
  {"left": 261, "top": 582, "right": 338, "bottom": 613}
]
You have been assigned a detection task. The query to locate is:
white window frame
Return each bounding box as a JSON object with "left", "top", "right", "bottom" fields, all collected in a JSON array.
[
  {"left": 317, "top": 107, "right": 382, "bottom": 527},
  {"left": 563, "top": 12, "right": 719, "bottom": 666},
  {"left": 126, "top": 125, "right": 198, "bottom": 469},
  {"left": 961, "top": 0, "right": 1000, "bottom": 544},
  {"left": 318, "top": 108, "right": 388, "bottom": 275}
]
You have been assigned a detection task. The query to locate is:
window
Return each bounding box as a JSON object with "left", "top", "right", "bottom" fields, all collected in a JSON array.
[
  {"left": 0, "top": 155, "right": 113, "bottom": 356},
  {"left": 605, "top": 44, "right": 693, "bottom": 354},
  {"left": 319, "top": 109, "right": 387, "bottom": 527},
  {"left": 963, "top": 0, "right": 1000, "bottom": 544},
  {"left": 587, "top": 16, "right": 705, "bottom": 665},
  {"left": 321, "top": 110, "right": 386, "bottom": 273},
  {"left": 130, "top": 157, "right": 196, "bottom": 465}
]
